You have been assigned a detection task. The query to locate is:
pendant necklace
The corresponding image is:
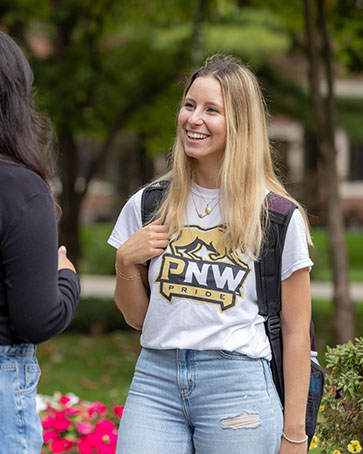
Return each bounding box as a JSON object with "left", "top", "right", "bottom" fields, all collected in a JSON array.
[{"left": 191, "top": 188, "right": 220, "bottom": 218}]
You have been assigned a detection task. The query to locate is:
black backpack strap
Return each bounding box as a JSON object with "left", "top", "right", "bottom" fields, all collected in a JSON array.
[
  {"left": 255, "top": 193, "right": 297, "bottom": 403},
  {"left": 255, "top": 193, "right": 297, "bottom": 317},
  {"left": 141, "top": 180, "right": 169, "bottom": 226}
]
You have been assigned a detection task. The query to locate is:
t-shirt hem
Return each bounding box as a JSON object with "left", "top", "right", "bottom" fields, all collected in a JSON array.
[
  {"left": 107, "top": 237, "right": 121, "bottom": 249},
  {"left": 281, "top": 259, "right": 314, "bottom": 281}
]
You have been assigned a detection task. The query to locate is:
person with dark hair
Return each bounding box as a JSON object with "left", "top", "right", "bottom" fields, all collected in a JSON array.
[
  {"left": 0, "top": 31, "right": 80, "bottom": 453},
  {"left": 109, "top": 55, "right": 313, "bottom": 453}
]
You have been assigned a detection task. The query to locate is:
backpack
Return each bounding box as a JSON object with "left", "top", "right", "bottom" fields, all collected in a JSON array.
[{"left": 141, "top": 181, "right": 324, "bottom": 450}]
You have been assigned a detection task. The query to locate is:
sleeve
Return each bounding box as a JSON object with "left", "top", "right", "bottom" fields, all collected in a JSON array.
[
  {"left": 281, "top": 209, "right": 314, "bottom": 281},
  {"left": 3, "top": 191, "right": 80, "bottom": 344},
  {"left": 107, "top": 188, "right": 144, "bottom": 249}
]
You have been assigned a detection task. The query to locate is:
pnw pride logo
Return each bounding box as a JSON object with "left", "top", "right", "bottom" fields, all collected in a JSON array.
[{"left": 155, "top": 225, "right": 250, "bottom": 312}]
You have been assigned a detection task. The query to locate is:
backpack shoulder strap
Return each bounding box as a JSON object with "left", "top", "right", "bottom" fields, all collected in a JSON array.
[
  {"left": 254, "top": 192, "right": 297, "bottom": 403},
  {"left": 255, "top": 193, "right": 297, "bottom": 317},
  {"left": 141, "top": 180, "right": 169, "bottom": 226}
]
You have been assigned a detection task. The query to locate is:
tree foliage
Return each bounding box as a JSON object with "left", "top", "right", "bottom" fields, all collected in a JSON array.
[{"left": 1, "top": 0, "right": 362, "bottom": 265}]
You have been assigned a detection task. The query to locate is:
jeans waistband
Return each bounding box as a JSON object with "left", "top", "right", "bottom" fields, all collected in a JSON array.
[{"left": 0, "top": 343, "right": 36, "bottom": 356}]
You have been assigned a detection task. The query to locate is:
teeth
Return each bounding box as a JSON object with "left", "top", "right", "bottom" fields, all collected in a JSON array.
[{"left": 187, "top": 131, "right": 209, "bottom": 139}]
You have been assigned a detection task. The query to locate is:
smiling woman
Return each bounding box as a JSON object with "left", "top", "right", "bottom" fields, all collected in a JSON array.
[{"left": 108, "top": 54, "right": 314, "bottom": 454}]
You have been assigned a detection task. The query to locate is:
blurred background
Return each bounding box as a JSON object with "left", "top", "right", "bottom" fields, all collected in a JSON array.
[{"left": 1, "top": 0, "right": 362, "bottom": 417}]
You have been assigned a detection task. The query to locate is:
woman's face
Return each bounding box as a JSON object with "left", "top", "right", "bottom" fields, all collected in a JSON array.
[{"left": 178, "top": 76, "right": 226, "bottom": 166}]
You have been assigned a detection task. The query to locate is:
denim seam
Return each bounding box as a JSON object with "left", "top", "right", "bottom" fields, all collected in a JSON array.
[{"left": 14, "top": 360, "right": 28, "bottom": 453}]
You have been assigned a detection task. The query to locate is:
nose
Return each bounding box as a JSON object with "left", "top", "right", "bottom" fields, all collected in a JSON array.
[{"left": 188, "top": 108, "right": 203, "bottom": 126}]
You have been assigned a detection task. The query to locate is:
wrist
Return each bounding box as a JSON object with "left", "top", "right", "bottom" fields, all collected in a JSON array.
[
  {"left": 283, "top": 423, "right": 306, "bottom": 438},
  {"left": 115, "top": 263, "right": 140, "bottom": 281}
]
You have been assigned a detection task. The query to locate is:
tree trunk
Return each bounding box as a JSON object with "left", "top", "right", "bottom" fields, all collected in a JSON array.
[
  {"left": 191, "top": 0, "right": 210, "bottom": 67},
  {"left": 57, "top": 127, "right": 82, "bottom": 267},
  {"left": 303, "top": 0, "right": 354, "bottom": 344},
  {"left": 317, "top": 0, "right": 354, "bottom": 344}
]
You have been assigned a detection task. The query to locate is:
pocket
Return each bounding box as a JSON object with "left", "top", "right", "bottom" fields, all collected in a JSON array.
[{"left": 21, "top": 362, "right": 41, "bottom": 395}]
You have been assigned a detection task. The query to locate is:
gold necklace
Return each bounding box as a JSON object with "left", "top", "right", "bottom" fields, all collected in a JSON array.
[{"left": 191, "top": 191, "right": 220, "bottom": 218}]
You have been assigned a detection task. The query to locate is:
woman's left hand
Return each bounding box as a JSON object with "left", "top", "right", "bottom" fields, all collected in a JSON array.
[{"left": 279, "top": 438, "right": 308, "bottom": 454}]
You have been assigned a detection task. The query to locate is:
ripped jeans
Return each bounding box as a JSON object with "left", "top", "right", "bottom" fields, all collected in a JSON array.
[{"left": 116, "top": 348, "right": 283, "bottom": 454}]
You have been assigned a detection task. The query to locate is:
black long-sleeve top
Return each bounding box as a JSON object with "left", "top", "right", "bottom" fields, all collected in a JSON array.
[{"left": 0, "top": 160, "right": 80, "bottom": 344}]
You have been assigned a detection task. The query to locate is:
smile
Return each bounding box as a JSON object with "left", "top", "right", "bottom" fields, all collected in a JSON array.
[{"left": 186, "top": 131, "right": 210, "bottom": 140}]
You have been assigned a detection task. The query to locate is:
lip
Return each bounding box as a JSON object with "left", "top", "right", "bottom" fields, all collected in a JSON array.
[{"left": 185, "top": 129, "right": 210, "bottom": 142}]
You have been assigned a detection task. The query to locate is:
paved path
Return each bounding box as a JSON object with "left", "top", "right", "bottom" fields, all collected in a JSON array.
[{"left": 80, "top": 275, "right": 363, "bottom": 300}]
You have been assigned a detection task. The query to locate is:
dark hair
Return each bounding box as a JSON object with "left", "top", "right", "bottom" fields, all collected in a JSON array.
[{"left": 0, "top": 31, "right": 55, "bottom": 184}]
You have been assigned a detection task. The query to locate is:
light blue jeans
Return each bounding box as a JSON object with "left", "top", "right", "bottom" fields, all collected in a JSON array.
[
  {"left": 116, "top": 348, "right": 283, "bottom": 454},
  {"left": 0, "top": 344, "right": 43, "bottom": 454}
]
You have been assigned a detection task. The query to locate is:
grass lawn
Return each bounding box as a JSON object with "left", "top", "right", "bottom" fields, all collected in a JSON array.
[{"left": 37, "top": 331, "right": 141, "bottom": 407}]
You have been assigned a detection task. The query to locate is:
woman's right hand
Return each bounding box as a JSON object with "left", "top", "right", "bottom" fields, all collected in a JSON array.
[
  {"left": 116, "top": 218, "right": 169, "bottom": 269},
  {"left": 58, "top": 246, "right": 77, "bottom": 273}
]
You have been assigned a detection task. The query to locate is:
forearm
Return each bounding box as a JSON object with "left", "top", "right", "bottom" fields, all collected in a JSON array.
[
  {"left": 282, "top": 329, "right": 310, "bottom": 437},
  {"left": 112, "top": 218, "right": 169, "bottom": 330},
  {"left": 280, "top": 268, "right": 311, "bottom": 452}
]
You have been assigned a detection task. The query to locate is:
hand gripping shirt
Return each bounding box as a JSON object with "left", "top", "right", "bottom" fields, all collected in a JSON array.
[{"left": 108, "top": 182, "right": 313, "bottom": 360}]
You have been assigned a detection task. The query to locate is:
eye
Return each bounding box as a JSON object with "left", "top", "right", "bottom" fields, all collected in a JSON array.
[
  {"left": 184, "top": 102, "right": 195, "bottom": 109},
  {"left": 207, "top": 107, "right": 218, "bottom": 113}
]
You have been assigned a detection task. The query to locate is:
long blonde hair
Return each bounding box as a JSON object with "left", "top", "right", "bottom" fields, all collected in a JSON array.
[{"left": 156, "top": 54, "right": 311, "bottom": 259}]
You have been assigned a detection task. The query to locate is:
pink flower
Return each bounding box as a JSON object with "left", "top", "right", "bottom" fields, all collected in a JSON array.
[
  {"left": 59, "top": 396, "right": 70, "bottom": 406},
  {"left": 43, "top": 431, "right": 60, "bottom": 442},
  {"left": 41, "top": 410, "right": 71, "bottom": 432},
  {"left": 78, "top": 433, "right": 99, "bottom": 453},
  {"left": 76, "top": 422, "right": 93, "bottom": 435},
  {"left": 50, "top": 438, "right": 74, "bottom": 453},
  {"left": 93, "top": 433, "right": 117, "bottom": 454},
  {"left": 65, "top": 407, "right": 81, "bottom": 416},
  {"left": 42, "top": 414, "right": 56, "bottom": 430},
  {"left": 113, "top": 405, "right": 124, "bottom": 419},
  {"left": 88, "top": 402, "right": 107, "bottom": 418},
  {"left": 94, "top": 419, "right": 116, "bottom": 434}
]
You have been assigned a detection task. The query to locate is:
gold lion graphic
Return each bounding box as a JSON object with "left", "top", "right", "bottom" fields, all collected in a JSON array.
[{"left": 155, "top": 225, "right": 250, "bottom": 312}]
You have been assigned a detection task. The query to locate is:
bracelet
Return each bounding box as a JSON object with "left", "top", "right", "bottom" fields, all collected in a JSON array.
[
  {"left": 282, "top": 432, "right": 308, "bottom": 444},
  {"left": 115, "top": 264, "right": 141, "bottom": 280}
]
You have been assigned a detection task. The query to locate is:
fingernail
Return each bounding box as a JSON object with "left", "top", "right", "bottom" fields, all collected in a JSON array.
[{"left": 59, "top": 246, "right": 67, "bottom": 253}]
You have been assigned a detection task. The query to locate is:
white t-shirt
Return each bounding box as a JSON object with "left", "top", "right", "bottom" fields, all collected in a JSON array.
[{"left": 108, "top": 182, "right": 313, "bottom": 360}]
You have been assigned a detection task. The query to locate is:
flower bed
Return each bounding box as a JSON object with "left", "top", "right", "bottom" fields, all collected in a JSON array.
[{"left": 37, "top": 393, "right": 123, "bottom": 454}]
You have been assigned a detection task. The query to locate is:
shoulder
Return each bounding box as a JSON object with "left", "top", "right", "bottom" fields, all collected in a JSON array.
[
  {"left": 0, "top": 161, "right": 53, "bottom": 236},
  {"left": 0, "top": 160, "right": 50, "bottom": 199}
]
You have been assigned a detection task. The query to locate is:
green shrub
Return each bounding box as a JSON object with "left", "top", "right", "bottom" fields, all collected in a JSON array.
[{"left": 315, "top": 338, "right": 363, "bottom": 453}]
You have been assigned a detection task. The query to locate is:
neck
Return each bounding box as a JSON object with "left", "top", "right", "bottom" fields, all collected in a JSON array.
[{"left": 192, "top": 161, "right": 220, "bottom": 189}]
